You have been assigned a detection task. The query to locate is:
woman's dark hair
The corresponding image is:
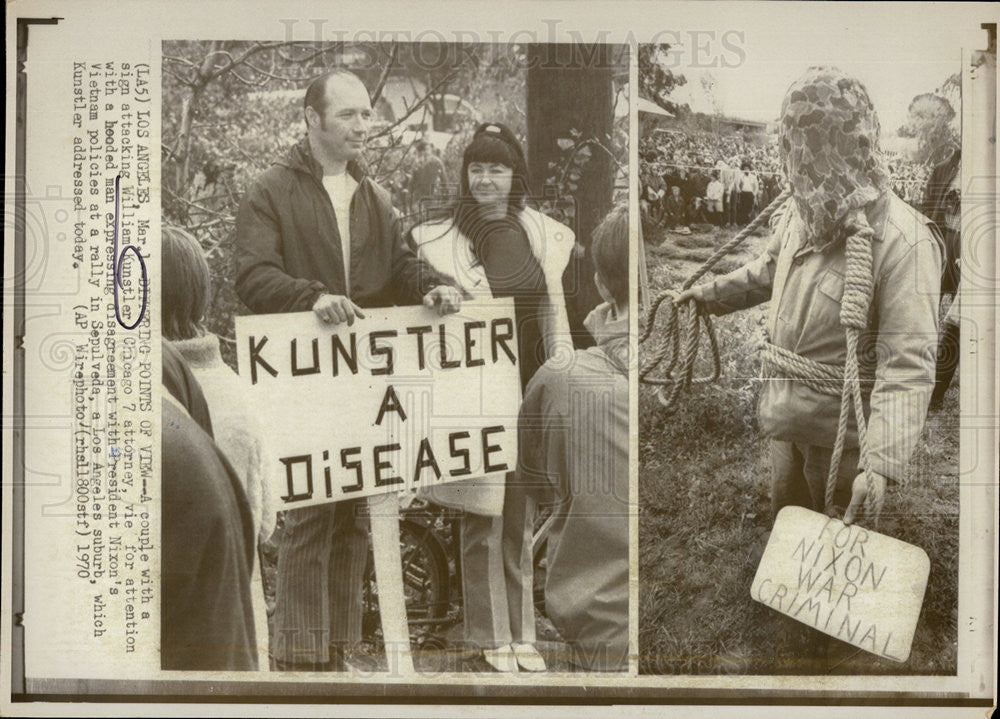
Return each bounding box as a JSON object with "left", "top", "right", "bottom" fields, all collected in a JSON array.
[
  {"left": 451, "top": 122, "right": 531, "bottom": 240},
  {"left": 591, "top": 204, "right": 628, "bottom": 306},
  {"left": 162, "top": 225, "right": 210, "bottom": 341}
]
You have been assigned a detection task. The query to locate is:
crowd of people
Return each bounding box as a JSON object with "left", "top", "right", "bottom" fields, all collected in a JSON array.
[
  {"left": 162, "top": 70, "right": 629, "bottom": 674},
  {"left": 385, "top": 139, "right": 452, "bottom": 216},
  {"left": 640, "top": 130, "right": 931, "bottom": 234}
]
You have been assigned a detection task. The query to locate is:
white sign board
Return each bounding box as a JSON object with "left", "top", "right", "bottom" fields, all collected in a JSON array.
[
  {"left": 235, "top": 299, "right": 521, "bottom": 509},
  {"left": 751, "top": 506, "right": 930, "bottom": 662}
]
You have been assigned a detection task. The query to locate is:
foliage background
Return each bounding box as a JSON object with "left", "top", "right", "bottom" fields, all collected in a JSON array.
[{"left": 162, "top": 41, "right": 628, "bottom": 367}]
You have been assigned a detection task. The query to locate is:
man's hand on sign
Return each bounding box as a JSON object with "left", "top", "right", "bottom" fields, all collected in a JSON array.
[
  {"left": 423, "top": 285, "right": 463, "bottom": 316},
  {"left": 313, "top": 294, "right": 366, "bottom": 325},
  {"left": 843, "top": 471, "right": 887, "bottom": 526}
]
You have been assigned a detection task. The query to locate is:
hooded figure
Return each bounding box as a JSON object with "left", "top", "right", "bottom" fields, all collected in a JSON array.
[
  {"left": 678, "top": 65, "right": 943, "bottom": 671},
  {"left": 779, "top": 66, "right": 889, "bottom": 248},
  {"left": 683, "top": 65, "right": 941, "bottom": 527}
]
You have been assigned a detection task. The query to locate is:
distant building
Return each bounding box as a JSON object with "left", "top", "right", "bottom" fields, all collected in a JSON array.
[
  {"left": 716, "top": 116, "right": 768, "bottom": 134},
  {"left": 640, "top": 97, "right": 771, "bottom": 140}
]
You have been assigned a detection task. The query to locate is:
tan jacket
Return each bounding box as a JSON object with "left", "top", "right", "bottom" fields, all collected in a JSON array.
[
  {"left": 518, "top": 302, "right": 629, "bottom": 670},
  {"left": 695, "top": 192, "right": 942, "bottom": 482}
]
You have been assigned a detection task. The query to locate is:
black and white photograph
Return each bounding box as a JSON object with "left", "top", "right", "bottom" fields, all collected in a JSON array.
[
  {"left": 637, "top": 23, "right": 979, "bottom": 676},
  {"left": 4, "top": 0, "right": 999, "bottom": 713},
  {"left": 160, "top": 39, "right": 629, "bottom": 674}
]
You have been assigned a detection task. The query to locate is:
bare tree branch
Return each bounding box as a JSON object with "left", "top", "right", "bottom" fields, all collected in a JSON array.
[
  {"left": 276, "top": 42, "right": 345, "bottom": 66},
  {"left": 163, "top": 54, "right": 199, "bottom": 69},
  {"left": 367, "top": 68, "right": 461, "bottom": 140},
  {"left": 228, "top": 68, "right": 271, "bottom": 87},
  {"left": 240, "top": 59, "right": 317, "bottom": 83},
  {"left": 164, "top": 187, "right": 235, "bottom": 222},
  {"left": 370, "top": 42, "right": 399, "bottom": 105},
  {"left": 202, "top": 41, "right": 307, "bottom": 83},
  {"left": 163, "top": 65, "right": 197, "bottom": 88}
]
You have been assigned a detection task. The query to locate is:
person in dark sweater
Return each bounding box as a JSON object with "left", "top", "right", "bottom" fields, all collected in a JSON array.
[
  {"left": 920, "top": 147, "right": 961, "bottom": 407},
  {"left": 161, "top": 341, "right": 257, "bottom": 671}
]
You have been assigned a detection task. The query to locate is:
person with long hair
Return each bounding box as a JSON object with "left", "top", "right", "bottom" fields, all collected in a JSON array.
[
  {"left": 409, "top": 122, "right": 575, "bottom": 672},
  {"left": 509, "top": 204, "right": 630, "bottom": 672},
  {"left": 163, "top": 225, "right": 277, "bottom": 669}
]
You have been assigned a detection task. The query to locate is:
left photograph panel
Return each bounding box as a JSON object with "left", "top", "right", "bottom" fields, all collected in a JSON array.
[{"left": 159, "top": 40, "right": 631, "bottom": 675}]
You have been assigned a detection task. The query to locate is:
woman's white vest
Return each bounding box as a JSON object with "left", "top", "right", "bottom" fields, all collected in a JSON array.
[{"left": 410, "top": 207, "right": 576, "bottom": 515}]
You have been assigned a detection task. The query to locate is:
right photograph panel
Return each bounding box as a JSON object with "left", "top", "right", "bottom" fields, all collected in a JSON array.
[{"left": 637, "top": 34, "right": 962, "bottom": 676}]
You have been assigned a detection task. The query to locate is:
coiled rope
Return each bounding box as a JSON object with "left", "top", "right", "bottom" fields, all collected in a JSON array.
[{"left": 640, "top": 189, "right": 879, "bottom": 519}]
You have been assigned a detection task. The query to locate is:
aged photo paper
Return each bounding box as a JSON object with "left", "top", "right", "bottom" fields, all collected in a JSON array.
[{"left": 3, "top": 1, "right": 997, "bottom": 716}]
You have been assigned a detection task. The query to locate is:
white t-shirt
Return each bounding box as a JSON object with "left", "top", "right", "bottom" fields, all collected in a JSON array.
[
  {"left": 739, "top": 171, "right": 759, "bottom": 194},
  {"left": 321, "top": 172, "right": 358, "bottom": 291}
]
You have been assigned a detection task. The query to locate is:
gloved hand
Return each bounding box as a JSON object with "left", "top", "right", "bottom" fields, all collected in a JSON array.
[{"left": 673, "top": 285, "right": 706, "bottom": 307}]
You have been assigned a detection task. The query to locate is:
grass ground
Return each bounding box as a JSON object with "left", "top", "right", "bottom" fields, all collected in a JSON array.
[{"left": 638, "top": 221, "right": 959, "bottom": 676}]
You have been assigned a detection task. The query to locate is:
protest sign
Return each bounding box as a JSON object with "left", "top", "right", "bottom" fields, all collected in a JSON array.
[
  {"left": 751, "top": 506, "right": 930, "bottom": 662},
  {"left": 234, "top": 298, "right": 522, "bottom": 509}
]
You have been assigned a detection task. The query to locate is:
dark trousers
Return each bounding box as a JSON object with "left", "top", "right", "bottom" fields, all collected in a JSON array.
[
  {"left": 769, "top": 440, "right": 859, "bottom": 521},
  {"left": 724, "top": 188, "right": 738, "bottom": 225},
  {"left": 768, "top": 440, "right": 862, "bottom": 673},
  {"left": 272, "top": 499, "right": 368, "bottom": 665},
  {"left": 931, "top": 321, "right": 960, "bottom": 405},
  {"left": 737, "top": 191, "right": 756, "bottom": 225}
]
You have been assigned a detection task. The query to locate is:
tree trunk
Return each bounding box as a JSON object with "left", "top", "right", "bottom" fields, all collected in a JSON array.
[
  {"left": 526, "top": 44, "right": 614, "bottom": 349},
  {"left": 174, "top": 41, "right": 221, "bottom": 193}
]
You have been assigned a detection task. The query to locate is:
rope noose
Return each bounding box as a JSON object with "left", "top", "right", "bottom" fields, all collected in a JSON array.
[
  {"left": 825, "top": 211, "right": 876, "bottom": 521},
  {"left": 640, "top": 189, "right": 791, "bottom": 412},
  {"left": 640, "top": 193, "right": 879, "bottom": 524}
]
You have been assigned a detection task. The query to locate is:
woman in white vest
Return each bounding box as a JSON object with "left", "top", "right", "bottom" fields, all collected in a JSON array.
[{"left": 409, "top": 122, "right": 575, "bottom": 672}]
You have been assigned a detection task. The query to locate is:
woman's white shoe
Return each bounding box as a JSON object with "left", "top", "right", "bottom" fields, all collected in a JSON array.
[
  {"left": 512, "top": 642, "right": 547, "bottom": 672},
  {"left": 482, "top": 644, "right": 519, "bottom": 673}
]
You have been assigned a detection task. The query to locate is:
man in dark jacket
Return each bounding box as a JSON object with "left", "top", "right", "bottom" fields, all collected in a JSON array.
[
  {"left": 235, "top": 69, "right": 461, "bottom": 671},
  {"left": 920, "top": 147, "right": 961, "bottom": 406}
]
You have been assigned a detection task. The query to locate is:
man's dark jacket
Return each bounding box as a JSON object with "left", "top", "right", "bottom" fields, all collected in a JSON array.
[
  {"left": 235, "top": 138, "right": 441, "bottom": 312},
  {"left": 919, "top": 147, "right": 961, "bottom": 294}
]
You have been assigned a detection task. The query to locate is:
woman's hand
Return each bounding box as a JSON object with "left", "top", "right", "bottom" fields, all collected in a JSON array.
[{"left": 423, "top": 285, "right": 464, "bottom": 315}]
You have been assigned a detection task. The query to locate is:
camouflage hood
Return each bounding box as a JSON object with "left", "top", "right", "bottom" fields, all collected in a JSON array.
[{"left": 779, "top": 67, "right": 888, "bottom": 247}]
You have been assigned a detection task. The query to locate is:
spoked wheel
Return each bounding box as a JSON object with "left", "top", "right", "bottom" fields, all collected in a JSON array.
[{"left": 362, "top": 518, "right": 451, "bottom": 648}]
